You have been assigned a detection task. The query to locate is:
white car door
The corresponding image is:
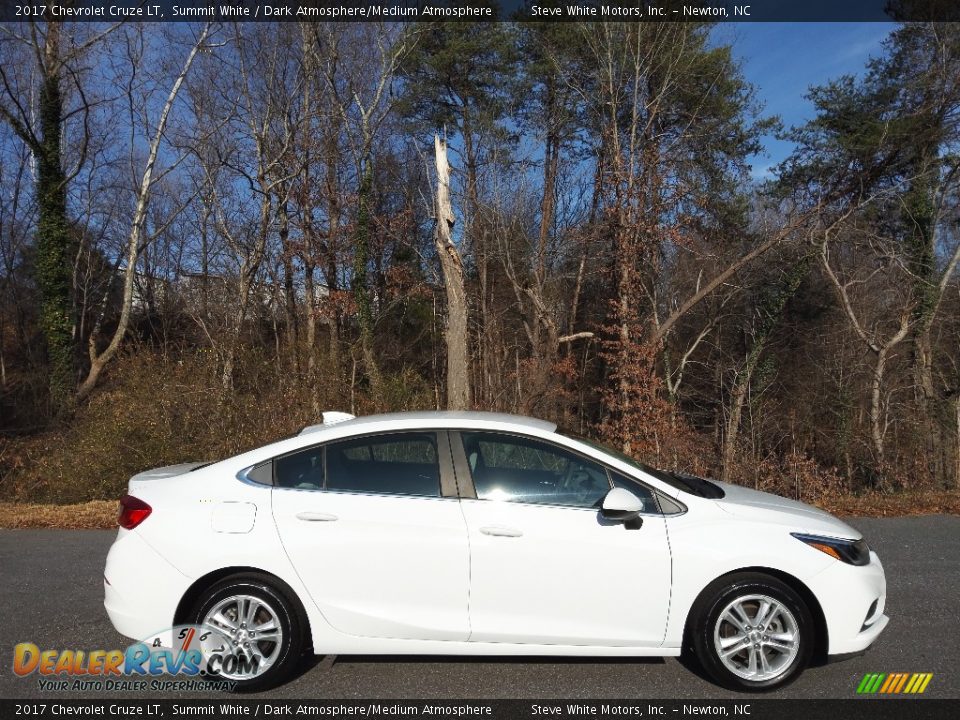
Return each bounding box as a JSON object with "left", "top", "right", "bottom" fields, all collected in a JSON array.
[
  {"left": 454, "top": 431, "right": 672, "bottom": 647},
  {"left": 270, "top": 430, "right": 470, "bottom": 641}
]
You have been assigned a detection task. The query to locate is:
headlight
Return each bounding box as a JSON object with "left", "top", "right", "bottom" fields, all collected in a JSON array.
[{"left": 791, "top": 533, "right": 871, "bottom": 566}]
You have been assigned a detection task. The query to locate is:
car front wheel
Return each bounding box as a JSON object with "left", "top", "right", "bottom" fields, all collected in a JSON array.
[{"left": 690, "top": 572, "right": 813, "bottom": 691}]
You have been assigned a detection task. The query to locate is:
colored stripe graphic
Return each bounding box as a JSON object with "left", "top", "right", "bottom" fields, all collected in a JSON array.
[{"left": 857, "top": 672, "right": 933, "bottom": 694}]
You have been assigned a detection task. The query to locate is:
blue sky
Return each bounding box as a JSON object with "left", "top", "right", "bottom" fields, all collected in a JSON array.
[{"left": 715, "top": 22, "right": 896, "bottom": 179}]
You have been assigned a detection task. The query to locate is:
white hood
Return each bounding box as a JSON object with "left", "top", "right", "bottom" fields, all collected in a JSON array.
[{"left": 709, "top": 480, "right": 862, "bottom": 539}]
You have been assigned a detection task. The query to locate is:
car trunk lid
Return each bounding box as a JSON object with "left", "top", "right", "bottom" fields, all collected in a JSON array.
[{"left": 129, "top": 462, "right": 208, "bottom": 484}]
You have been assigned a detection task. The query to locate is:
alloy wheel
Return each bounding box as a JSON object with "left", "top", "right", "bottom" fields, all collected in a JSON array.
[
  {"left": 712, "top": 593, "right": 800, "bottom": 682},
  {"left": 202, "top": 593, "right": 284, "bottom": 681}
]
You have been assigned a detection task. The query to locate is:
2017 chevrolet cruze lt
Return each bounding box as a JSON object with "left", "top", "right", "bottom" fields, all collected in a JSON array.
[{"left": 104, "top": 411, "right": 888, "bottom": 691}]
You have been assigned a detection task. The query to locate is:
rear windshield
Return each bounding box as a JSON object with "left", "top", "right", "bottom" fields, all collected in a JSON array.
[{"left": 564, "top": 434, "right": 725, "bottom": 499}]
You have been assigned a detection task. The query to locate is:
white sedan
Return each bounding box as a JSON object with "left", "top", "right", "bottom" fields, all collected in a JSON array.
[{"left": 104, "top": 411, "right": 888, "bottom": 691}]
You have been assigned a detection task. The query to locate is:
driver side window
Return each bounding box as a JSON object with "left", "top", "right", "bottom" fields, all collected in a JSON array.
[{"left": 461, "top": 432, "right": 610, "bottom": 508}]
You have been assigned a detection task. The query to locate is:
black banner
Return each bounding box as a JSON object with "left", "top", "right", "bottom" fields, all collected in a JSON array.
[
  {"left": 1, "top": 700, "right": 958, "bottom": 720},
  {"left": 1, "top": 0, "right": 959, "bottom": 24}
]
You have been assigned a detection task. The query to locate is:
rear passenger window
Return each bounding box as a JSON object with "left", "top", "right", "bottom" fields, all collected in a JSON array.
[
  {"left": 326, "top": 432, "right": 440, "bottom": 497},
  {"left": 245, "top": 460, "right": 274, "bottom": 486},
  {"left": 275, "top": 447, "right": 324, "bottom": 490}
]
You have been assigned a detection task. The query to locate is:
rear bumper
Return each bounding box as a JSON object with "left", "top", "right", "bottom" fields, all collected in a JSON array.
[
  {"left": 103, "top": 529, "right": 191, "bottom": 641},
  {"left": 807, "top": 550, "right": 889, "bottom": 655}
]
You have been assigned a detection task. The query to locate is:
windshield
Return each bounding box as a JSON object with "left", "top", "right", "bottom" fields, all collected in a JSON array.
[{"left": 564, "top": 434, "right": 725, "bottom": 499}]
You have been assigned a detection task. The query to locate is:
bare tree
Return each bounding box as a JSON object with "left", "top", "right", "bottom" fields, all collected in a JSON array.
[
  {"left": 311, "top": 23, "right": 418, "bottom": 400},
  {"left": 432, "top": 134, "right": 470, "bottom": 410},
  {"left": 820, "top": 204, "right": 960, "bottom": 483},
  {"left": 77, "top": 23, "right": 212, "bottom": 400},
  {"left": 195, "top": 23, "right": 302, "bottom": 394},
  {"left": 0, "top": 15, "right": 121, "bottom": 408}
]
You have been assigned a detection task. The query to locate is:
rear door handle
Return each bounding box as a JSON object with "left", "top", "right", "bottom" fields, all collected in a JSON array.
[
  {"left": 296, "top": 512, "right": 338, "bottom": 522},
  {"left": 480, "top": 525, "right": 523, "bottom": 538}
]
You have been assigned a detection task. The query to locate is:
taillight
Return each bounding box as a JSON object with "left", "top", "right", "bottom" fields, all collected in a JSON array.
[{"left": 118, "top": 495, "right": 152, "bottom": 529}]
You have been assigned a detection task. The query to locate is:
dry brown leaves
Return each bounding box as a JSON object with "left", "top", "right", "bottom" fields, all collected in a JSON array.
[
  {"left": 0, "top": 500, "right": 117, "bottom": 529},
  {"left": 815, "top": 490, "right": 960, "bottom": 517}
]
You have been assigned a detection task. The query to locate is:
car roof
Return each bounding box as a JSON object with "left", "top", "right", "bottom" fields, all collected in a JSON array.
[
  {"left": 218, "top": 411, "right": 560, "bottom": 472},
  {"left": 310, "top": 410, "right": 557, "bottom": 434}
]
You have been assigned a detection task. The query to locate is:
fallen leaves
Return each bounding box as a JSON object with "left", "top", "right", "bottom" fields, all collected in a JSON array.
[
  {"left": 815, "top": 490, "right": 960, "bottom": 517},
  {"left": 0, "top": 500, "right": 117, "bottom": 529}
]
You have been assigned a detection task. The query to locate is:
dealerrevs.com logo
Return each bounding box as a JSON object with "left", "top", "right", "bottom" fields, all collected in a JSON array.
[
  {"left": 857, "top": 672, "right": 934, "bottom": 695},
  {"left": 12, "top": 625, "right": 245, "bottom": 692}
]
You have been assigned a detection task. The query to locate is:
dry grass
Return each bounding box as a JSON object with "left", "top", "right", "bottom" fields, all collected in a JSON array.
[
  {"left": 817, "top": 490, "right": 960, "bottom": 517},
  {"left": 0, "top": 500, "right": 117, "bottom": 529},
  {"left": 0, "top": 490, "right": 957, "bottom": 529}
]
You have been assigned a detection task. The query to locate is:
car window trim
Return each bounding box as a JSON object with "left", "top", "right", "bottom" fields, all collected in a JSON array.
[
  {"left": 436, "top": 430, "right": 460, "bottom": 498},
  {"left": 458, "top": 496, "right": 608, "bottom": 512},
  {"left": 448, "top": 430, "right": 478, "bottom": 499},
  {"left": 608, "top": 468, "right": 687, "bottom": 517}
]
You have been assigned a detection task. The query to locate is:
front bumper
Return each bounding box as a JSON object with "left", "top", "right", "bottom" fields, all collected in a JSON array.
[{"left": 807, "top": 550, "right": 889, "bottom": 656}]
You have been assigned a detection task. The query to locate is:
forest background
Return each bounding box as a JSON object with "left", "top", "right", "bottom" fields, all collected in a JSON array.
[{"left": 1, "top": 16, "right": 958, "bottom": 512}]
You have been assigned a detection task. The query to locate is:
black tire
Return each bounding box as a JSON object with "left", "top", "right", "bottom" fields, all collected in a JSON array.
[
  {"left": 191, "top": 573, "right": 306, "bottom": 692},
  {"left": 688, "top": 572, "right": 814, "bottom": 692}
]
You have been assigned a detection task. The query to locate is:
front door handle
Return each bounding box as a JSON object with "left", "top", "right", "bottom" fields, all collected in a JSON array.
[
  {"left": 296, "top": 511, "right": 338, "bottom": 522},
  {"left": 480, "top": 525, "right": 523, "bottom": 538}
]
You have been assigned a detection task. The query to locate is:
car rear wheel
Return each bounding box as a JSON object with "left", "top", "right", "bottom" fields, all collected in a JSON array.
[
  {"left": 192, "top": 574, "right": 305, "bottom": 691},
  {"left": 690, "top": 572, "right": 813, "bottom": 691}
]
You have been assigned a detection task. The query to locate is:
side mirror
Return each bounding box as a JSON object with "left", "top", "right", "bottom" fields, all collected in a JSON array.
[{"left": 601, "top": 487, "right": 645, "bottom": 526}]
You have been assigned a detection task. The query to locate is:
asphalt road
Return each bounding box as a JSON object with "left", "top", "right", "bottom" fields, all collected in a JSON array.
[{"left": 0, "top": 516, "right": 957, "bottom": 700}]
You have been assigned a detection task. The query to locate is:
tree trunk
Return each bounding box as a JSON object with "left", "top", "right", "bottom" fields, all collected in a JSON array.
[
  {"left": 352, "top": 162, "right": 383, "bottom": 400},
  {"left": 34, "top": 23, "right": 77, "bottom": 412},
  {"left": 461, "top": 120, "right": 486, "bottom": 404},
  {"left": 279, "top": 202, "right": 299, "bottom": 373},
  {"left": 954, "top": 394, "right": 960, "bottom": 489},
  {"left": 534, "top": 114, "right": 559, "bottom": 361},
  {"left": 318, "top": 119, "right": 342, "bottom": 381},
  {"left": 433, "top": 135, "right": 471, "bottom": 410},
  {"left": 722, "top": 371, "right": 750, "bottom": 482},
  {"left": 304, "top": 261, "right": 318, "bottom": 373},
  {"left": 870, "top": 346, "right": 890, "bottom": 480},
  {"left": 904, "top": 151, "right": 938, "bottom": 400}
]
